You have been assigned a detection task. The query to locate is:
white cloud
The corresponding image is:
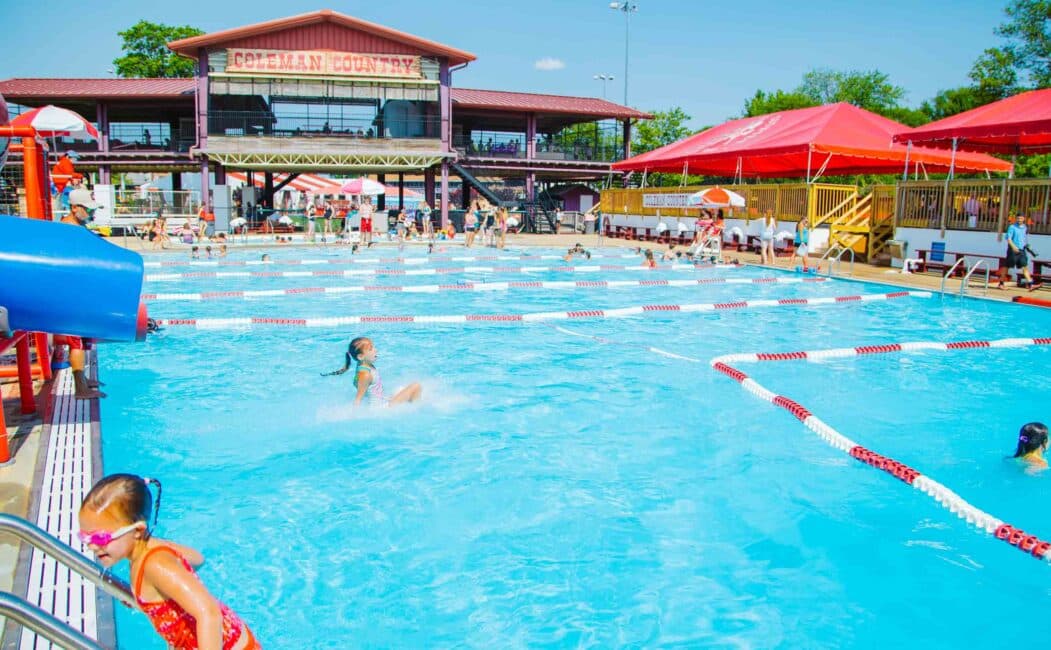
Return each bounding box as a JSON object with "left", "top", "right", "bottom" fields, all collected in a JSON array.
[{"left": 534, "top": 57, "right": 566, "bottom": 71}]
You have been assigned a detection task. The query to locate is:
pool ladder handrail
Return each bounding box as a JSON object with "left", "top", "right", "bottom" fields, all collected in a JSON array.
[
  {"left": 0, "top": 513, "right": 139, "bottom": 648},
  {"left": 0, "top": 591, "right": 105, "bottom": 650},
  {"left": 819, "top": 246, "right": 855, "bottom": 277},
  {"left": 939, "top": 258, "right": 991, "bottom": 296}
]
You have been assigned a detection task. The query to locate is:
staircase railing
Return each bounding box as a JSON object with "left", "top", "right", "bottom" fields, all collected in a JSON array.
[{"left": 818, "top": 246, "right": 855, "bottom": 277}]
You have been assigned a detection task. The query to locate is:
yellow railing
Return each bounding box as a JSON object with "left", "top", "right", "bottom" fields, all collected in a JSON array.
[
  {"left": 600, "top": 183, "right": 856, "bottom": 223},
  {"left": 896, "top": 178, "right": 1051, "bottom": 235}
]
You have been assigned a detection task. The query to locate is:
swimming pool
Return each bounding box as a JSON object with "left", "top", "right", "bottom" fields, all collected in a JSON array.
[{"left": 99, "top": 245, "right": 1051, "bottom": 648}]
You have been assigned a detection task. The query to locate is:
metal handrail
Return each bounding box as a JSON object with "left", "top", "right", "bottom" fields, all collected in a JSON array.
[
  {"left": 830, "top": 247, "right": 855, "bottom": 277},
  {"left": 0, "top": 591, "right": 105, "bottom": 650},
  {"left": 960, "top": 258, "right": 991, "bottom": 296},
  {"left": 939, "top": 257, "right": 969, "bottom": 294},
  {"left": 0, "top": 514, "right": 137, "bottom": 610}
]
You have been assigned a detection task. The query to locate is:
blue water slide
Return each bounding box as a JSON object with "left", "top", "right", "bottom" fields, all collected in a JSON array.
[{"left": 0, "top": 215, "right": 147, "bottom": 341}]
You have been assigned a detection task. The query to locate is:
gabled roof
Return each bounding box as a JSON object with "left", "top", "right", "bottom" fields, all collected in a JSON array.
[
  {"left": 893, "top": 88, "right": 1051, "bottom": 155},
  {"left": 452, "top": 88, "right": 651, "bottom": 120},
  {"left": 168, "top": 9, "right": 476, "bottom": 66},
  {"left": 613, "top": 102, "right": 1011, "bottom": 177},
  {"left": 0, "top": 78, "right": 195, "bottom": 101}
]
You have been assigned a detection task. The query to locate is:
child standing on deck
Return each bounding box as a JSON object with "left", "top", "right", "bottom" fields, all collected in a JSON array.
[
  {"left": 78, "top": 474, "right": 260, "bottom": 650},
  {"left": 323, "top": 337, "right": 422, "bottom": 406}
]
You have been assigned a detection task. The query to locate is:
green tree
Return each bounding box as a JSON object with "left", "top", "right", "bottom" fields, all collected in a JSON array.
[
  {"left": 631, "top": 107, "right": 694, "bottom": 155},
  {"left": 996, "top": 0, "right": 1051, "bottom": 87},
  {"left": 113, "top": 21, "right": 204, "bottom": 78},
  {"left": 920, "top": 86, "right": 986, "bottom": 121},
  {"left": 799, "top": 68, "right": 906, "bottom": 113},
  {"left": 969, "top": 47, "right": 1020, "bottom": 98},
  {"left": 742, "top": 89, "right": 817, "bottom": 117}
]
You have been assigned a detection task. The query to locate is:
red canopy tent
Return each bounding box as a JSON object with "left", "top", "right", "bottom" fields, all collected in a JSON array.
[
  {"left": 612, "top": 103, "right": 1012, "bottom": 178},
  {"left": 892, "top": 88, "right": 1051, "bottom": 155}
]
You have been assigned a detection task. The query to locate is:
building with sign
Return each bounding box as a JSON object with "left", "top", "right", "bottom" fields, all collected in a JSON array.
[{"left": 0, "top": 9, "right": 649, "bottom": 227}]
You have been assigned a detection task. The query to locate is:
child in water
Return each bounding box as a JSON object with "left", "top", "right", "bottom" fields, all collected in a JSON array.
[
  {"left": 1012, "top": 422, "right": 1049, "bottom": 470},
  {"left": 78, "top": 474, "right": 260, "bottom": 649},
  {"left": 643, "top": 249, "right": 657, "bottom": 269},
  {"left": 323, "top": 337, "right": 422, "bottom": 406}
]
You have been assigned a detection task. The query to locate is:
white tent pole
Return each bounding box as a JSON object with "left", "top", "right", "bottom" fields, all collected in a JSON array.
[
  {"left": 1009, "top": 154, "right": 1016, "bottom": 180},
  {"left": 902, "top": 141, "right": 911, "bottom": 182},
  {"left": 805, "top": 145, "right": 813, "bottom": 184},
  {"left": 641, "top": 169, "right": 648, "bottom": 188},
  {"left": 948, "top": 137, "right": 957, "bottom": 181},
  {"left": 680, "top": 161, "right": 688, "bottom": 187}
]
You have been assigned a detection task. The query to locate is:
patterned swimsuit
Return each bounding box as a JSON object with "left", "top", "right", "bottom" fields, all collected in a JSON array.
[{"left": 134, "top": 546, "right": 260, "bottom": 650}]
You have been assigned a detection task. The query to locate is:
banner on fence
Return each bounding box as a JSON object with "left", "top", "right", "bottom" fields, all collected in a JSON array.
[{"left": 642, "top": 193, "right": 693, "bottom": 208}]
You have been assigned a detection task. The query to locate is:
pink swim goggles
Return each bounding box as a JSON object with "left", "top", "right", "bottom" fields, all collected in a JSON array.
[{"left": 78, "top": 523, "right": 138, "bottom": 547}]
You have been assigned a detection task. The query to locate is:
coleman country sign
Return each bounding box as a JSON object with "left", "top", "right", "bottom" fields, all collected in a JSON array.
[
  {"left": 642, "top": 193, "right": 692, "bottom": 208},
  {"left": 226, "top": 49, "right": 423, "bottom": 78}
]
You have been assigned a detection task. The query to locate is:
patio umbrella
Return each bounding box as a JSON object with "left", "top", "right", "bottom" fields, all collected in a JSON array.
[
  {"left": 340, "top": 177, "right": 386, "bottom": 195},
  {"left": 687, "top": 186, "right": 745, "bottom": 209},
  {"left": 11, "top": 105, "right": 99, "bottom": 139}
]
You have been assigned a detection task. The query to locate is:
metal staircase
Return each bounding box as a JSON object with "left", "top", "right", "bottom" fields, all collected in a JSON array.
[{"left": 450, "top": 162, "right": 506, "bottom": 207}]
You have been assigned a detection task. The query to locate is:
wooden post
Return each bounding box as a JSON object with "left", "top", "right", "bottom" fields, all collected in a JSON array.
[{"left": 996, "top": 178, "right": 1009, "bottom": 242}]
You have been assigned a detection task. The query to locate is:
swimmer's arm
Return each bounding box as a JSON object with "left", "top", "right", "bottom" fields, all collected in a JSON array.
[
  {"left": 353, "top": 369, "right": 370, "bottom": 405},
  {"left": 145, "top": 553, "right": 223, "bottom": 650}
]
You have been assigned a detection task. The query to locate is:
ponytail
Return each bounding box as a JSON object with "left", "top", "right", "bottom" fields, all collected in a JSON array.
[{"left": 142, "top": 477, "right": 163, "bottom": 531}]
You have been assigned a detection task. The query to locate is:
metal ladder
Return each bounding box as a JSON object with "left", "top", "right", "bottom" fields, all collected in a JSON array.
[
  {"left": 818, "top": 246, "right": 856, "bottom": 277},
  {"left": 939, "top": 258, "right": 991, "bottom": 296},
  {"left": 0, "top": 513, "right": 137, "bottom": 650}
]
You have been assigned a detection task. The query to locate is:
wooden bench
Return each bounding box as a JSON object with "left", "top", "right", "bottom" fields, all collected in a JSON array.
[{"left": 916, "top": 249, "right": 1004, "bottom": 276}]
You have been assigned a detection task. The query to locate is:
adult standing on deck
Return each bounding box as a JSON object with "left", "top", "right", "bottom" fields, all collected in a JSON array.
[
  {"left": 359, "top": 196, "right": 374, "bottom": 246},
  {"left": 759, "top": 209, "right": 777, "bottom": 266},
  {"left": 59, "top": 188, "right": 105, "bottom": 400},
  {"left": 998, "top": 213, "right": 1040, "bottom": 290}
]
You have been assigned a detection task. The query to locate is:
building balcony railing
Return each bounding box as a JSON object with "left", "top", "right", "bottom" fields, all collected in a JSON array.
[
  {"left": 207, "top": 111, "right": 440, "bottom": 140},
  {"left": 453, "top": 131, "right": 626, "bottom": 163}
]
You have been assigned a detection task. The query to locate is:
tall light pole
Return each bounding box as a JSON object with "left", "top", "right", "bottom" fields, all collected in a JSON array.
[
  {"left": 594, "top": 74, "right": 614, "bottom": 99},
  {"left": 609, "top": 2, "right": 638, "bottom": 106}
]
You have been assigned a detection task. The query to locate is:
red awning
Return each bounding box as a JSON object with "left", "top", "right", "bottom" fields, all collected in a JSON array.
[
  {"left": 892, "top": 88, "right": 1051, "bottom": 155},
  {"left": 612, "top": 103, "right": 1012, "bottom": 177}
]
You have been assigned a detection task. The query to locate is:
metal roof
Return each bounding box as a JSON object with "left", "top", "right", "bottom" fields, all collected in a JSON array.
[
  {"left": 0, "top": 78, "right": 195, "bottom": 101},
  {"left": 451, "top": 88, "right": 651, "bottom": 120},
  {"left": 168, "top": 9, "right": 476, "bottom": 66}
]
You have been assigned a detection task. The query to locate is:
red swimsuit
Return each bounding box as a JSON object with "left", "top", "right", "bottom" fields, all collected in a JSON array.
[{"left": 134, "top": 546, "right": 260, "bottom": 650}]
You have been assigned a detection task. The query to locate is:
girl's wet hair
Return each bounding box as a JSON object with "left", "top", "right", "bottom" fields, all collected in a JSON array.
[
  {"left": 81, "top": 474, "right": 162, "bottom": 535},
  {"left": 324, "top": 337, "right": 371, "bottom": 376},
  {"left": 1014, "top": 422, "right": 1049, "bottom": 457}
]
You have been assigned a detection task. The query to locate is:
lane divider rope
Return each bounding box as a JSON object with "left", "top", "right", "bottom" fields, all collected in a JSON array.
[
  {"left": 710, "top": 336, "right": 1051, "bottom": 563},
  {"left": 153, "top": 290, "right": 928, "bottom": 329},
  {"left": 142, "top": 276, "right": 828, "bottom": 301},
  {"left": 142, "top": 253, "right": 642, "bottom": 268},
  {"left": 146, "top": 264, "right": 736, "bottom": 282}
]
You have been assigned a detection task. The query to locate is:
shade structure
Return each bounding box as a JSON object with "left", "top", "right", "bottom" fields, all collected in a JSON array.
[
  {"left": 341, "top": 177, "right": 386, "bottom": 195},
  {"left": 892, "top": 88, "right": 1051, "bottom": 155},
  {"left": 10, "top": 105, "right": 98, "bottom": 139},
  {"left": 226, "top": 172, "right": 345, "bottom": 195},
  {"left": 688, "top": 187, "right": 745, "bottom": 208},
  {"left": 612, "top": 103, "right": 1012, "bottom": 177}
]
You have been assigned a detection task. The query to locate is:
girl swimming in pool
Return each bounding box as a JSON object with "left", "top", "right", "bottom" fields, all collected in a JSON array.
[
  {"left": 1012, "top": 422, "right": 1048, "bottom": 470},
  {"left": 323, "top": 337, "right": 422, "bottom": 406},
  {"left": 78, "top": 474, "right": 260, "bottom": 650}
]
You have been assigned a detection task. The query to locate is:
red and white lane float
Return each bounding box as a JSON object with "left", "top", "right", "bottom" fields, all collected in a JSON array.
[
  {"left": 143, "top": 276, "right": 828, "bottom": 302},
  {"left": 711, "top": 337, "right": 1051, "bottom": 563},
  {"left": 154, "top": 290, "right": 928, "bottom": 329},
  {"left": 146, "top": 264, "right": 727, "bottom": 282},
  {"left": 142, "top": 253, "right": 641, "bottom": 268}
]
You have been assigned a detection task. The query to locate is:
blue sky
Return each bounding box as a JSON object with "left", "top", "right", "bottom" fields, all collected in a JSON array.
[{"left": 0, "top": 0, "right": 1009, "bottom": 128}]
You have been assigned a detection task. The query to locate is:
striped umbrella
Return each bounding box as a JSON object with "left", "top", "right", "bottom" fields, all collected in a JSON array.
[{"left": 10, "top": 105, "right": 99, "bottom": 139}]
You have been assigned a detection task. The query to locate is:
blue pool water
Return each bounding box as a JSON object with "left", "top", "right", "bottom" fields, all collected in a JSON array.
[{"left": 99, "top": 245, "right": 1051, "bottom": 648}]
